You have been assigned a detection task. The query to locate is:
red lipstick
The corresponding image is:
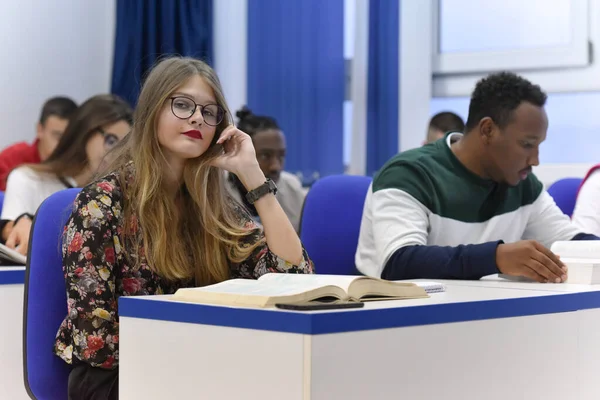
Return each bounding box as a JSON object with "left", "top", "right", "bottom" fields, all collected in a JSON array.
[{"left": 182, "top": 130, "right": 203, "bottom": 140}]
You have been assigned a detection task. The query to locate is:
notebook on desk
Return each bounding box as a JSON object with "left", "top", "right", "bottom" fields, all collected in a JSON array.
[
  {"left": 0, "top": 244, "right": 26, "bottom": 265},
  {"left": 551, "top": 241, "right": 600, "bottom": 284},
  {"left": 413, "top": 281, "right": 446, "bottom": 293},
  {"left": 172, "top": 273, "right": 430, "bottom": 308}
]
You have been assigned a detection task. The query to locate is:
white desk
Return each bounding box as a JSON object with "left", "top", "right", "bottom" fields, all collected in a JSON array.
[
  {"left": 430, "top": 274, "right": 600, "bottom": 293},
  {"left": 119, "top": 284, "right": 600, "bottom": 400},
  {"left": 0, "top": 267, "right": 28, "bottom": 399}
]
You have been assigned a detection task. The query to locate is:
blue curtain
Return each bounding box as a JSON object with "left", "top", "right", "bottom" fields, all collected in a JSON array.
[
  {"left": 366, "top": 0, "right": 399, "bottom": 176},
  {"left": 111, "top": 0, "right": 213, "bottom": 106},
  {"left": 247, "top": 0, "right": 345, "bottom": 184}
]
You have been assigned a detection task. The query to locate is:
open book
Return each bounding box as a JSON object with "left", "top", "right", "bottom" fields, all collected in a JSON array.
[
  {"left": 0, "top": 243, "right": 26, "bottom": 265},
  {"left": 172, "top": 273, "right": 429, "bottom": 308}
]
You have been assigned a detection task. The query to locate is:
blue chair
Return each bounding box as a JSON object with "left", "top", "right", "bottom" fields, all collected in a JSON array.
[
  {"left": 23, "top": 188, "right": 81, "bottom": 400},
  {"left": 300, "top": 175, "right": 373, "bottom": 275},
  {"left": 547, "top": 178, "right": 583, "bottom": 217},
  {"left": 0, "top": 191, "right": 4, "bottom": 213}
]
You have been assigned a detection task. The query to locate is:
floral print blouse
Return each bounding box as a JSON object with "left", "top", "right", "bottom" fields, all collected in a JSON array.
[{"left": 54, "top": 168, "right": 314, "bottom": 369}]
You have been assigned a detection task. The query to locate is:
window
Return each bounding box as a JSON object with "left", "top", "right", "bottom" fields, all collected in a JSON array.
[{"left": 433, "top": 0, "right": 590, "bottom": 75}]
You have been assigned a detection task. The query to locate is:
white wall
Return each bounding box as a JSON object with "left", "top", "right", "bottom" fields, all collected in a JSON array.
[
  {"left": 399, "top": 0, "right": 433, "bottom": 153},
  {"left": 343, "top": 0, "right": 356, "bottom": 168},
  {"left": 0, "top": 0, "right": 115, "bottom": 149},
  {"left": 347, "top": 0, "right": 368, "bottom": 174},
  {"left": 213, "top": 0, "right": 247, "bottom": 122},
  {"left": 347, "top": 0, "right": 434, "bottom": 174}
]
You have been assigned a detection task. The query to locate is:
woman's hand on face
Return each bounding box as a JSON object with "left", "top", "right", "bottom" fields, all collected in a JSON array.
[
  {"left": 211, "top": 125, "right": 259, "bottom": 176},
  {"left": 211, "top": 125, "right": 267, "bottom": 190}
]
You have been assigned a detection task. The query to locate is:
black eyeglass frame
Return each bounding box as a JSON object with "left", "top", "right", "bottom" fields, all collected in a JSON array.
[{"left": 169, "top": 96, "right": 226, "bottom": 126}]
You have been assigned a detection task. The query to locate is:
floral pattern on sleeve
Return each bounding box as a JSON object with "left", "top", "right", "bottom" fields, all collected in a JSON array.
[{"left": 54, "top": 177, "right": 123, "bottom": 369}]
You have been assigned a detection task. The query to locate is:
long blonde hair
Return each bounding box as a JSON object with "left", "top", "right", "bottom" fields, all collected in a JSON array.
[{"left": 108, "top": 57, "right": 263, "bottom": 285}]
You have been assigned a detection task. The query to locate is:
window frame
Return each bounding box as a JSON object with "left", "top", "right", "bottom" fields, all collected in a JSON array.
[{"left": 431, "top": 0, "right": 590, "bottom": 75}]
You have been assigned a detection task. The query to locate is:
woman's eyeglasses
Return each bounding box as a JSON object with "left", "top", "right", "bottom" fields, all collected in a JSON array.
[
  {"left": 170, "top": 96, "right": 225, "bottom": 126},
  {"left": 98, "top": 128, "right": 122, "bottom": 150}
]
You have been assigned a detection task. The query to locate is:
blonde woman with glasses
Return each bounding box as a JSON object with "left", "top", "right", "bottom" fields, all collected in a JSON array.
[{"left": 54, "top": 57, "right": 314, "bottom": 399}]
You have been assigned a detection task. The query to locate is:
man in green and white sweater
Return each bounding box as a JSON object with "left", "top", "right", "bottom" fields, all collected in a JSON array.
[{"left": 356, "top": 72, "right": 598, "bottom": 283}]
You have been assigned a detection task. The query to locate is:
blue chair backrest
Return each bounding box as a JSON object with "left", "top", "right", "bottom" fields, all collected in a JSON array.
[
  {"left": 23, "top": 188, "right": 81, "bottom": 400},
  {"left": 300, "top": 175, "right": 372, "bottom": 275},
  {"left": 0, "top": 191, "right": 4, "bottom": 214},
  {"left": 547, "top": 178, "right": 583, "bottom": 217}
]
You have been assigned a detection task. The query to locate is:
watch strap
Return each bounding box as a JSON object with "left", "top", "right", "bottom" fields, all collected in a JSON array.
[{"left": 245, "top": 179, "right": 278, "bottom": 204}]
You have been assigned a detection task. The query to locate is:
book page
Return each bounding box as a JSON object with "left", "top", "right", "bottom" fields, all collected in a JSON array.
[
  {"left": 349, "top": 278, "right": 427, "bottom": 300},
  {"left": 182, "top": 278, "right": 338, "bottom": 297},
  {"left": 258, "top": 273, "right": 362, "bottom": 294},
  {"left": 172, "top": 278, "right": 348, "bottom": 307}
]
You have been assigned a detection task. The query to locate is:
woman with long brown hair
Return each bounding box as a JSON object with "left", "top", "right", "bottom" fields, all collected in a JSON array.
[
  {"left": 54, "top": 57, "right": 314, "bottom": 399},
  {"left": 1, "top": 94, "right": 132, "bottom": 255}
]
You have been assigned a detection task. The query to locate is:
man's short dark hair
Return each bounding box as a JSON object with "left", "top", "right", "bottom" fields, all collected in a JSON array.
[
  {"left": 39, "top": 96, "right": 78, "bottom": 125},
  {"left": 465, "top": 72, "right": 547, "bottom": 132},
  {"left": 429, "top": 112, "right": 465, "bottom": 134}
]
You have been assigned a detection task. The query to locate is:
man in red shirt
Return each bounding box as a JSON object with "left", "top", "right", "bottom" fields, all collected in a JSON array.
[{"left": 0, "top": 96, "right": 78, "bottom": 190}]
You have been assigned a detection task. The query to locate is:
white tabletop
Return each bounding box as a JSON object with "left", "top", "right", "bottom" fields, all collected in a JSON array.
[
  {"left": 0, "top": 266, "right": 25, "bottom": 271},
  {"left": 119, "top": 282, "right": 600, "bottom": 335},
  {"left": 408, "top": 274, "right": 600, "bottom": 293},
  {"left": 358, "top": 283, "right": 559, "bottom": 310}
]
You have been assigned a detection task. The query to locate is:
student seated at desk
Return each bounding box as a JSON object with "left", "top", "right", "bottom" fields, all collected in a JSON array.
[
  {"left": 356, "top": 72, "right": 598, "bottom": 283},
  {"left": 424, "top": 111, "right": 465, "bottom": 145},
  {"left": 53, "top": 57, "right": 314, "bottom": 400},
  {"left": 0, "top": 96, "right": 77, "bottom": 191},
  {"left": 226, "top": 106, "right": 306, "bottom": 233},
  {"left": 1, "top": 94, "right": 132, "bottom": 255}
]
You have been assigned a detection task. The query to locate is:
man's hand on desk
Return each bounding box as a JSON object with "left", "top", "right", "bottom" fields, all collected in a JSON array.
[{"left": 496, "top": 240, "right": 568, "bottom": 284}]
